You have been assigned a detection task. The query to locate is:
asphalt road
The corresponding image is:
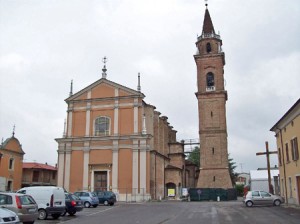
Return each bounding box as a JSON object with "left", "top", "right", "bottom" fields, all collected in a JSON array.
[{"left": 35, "top": 201, "right": 300, "bottom": 224}]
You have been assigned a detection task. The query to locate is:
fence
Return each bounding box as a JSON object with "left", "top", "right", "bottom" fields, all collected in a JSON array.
[{"left": 189, "top": 188, "right": 237, "bottom": 201}]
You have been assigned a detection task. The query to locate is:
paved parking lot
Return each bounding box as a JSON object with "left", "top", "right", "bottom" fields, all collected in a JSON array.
[{"left": 35, "top": 201, "right": 300, "bottom": 224}]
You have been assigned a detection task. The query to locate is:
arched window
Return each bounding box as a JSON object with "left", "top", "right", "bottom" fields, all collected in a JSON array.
[
  {"left": 95, "top": 116, "right": 110, "bottom": 136},
  {"left": 206, "top": 72, "right": 214, "bottom": 87},
  {"left": 206, "top": 42, "right": 212, "bottom": 53}
]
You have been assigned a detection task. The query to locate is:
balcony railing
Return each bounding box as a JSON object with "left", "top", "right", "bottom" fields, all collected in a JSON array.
[{"left": 197, "top": 32, "right": 221, "bottom": 41}]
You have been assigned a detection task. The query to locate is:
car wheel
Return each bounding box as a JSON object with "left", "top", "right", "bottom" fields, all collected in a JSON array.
[
  {"left": 68, "top": 211, "right": 76, "bottom": 216},
  {"left": 92, "top": 204, "right": 98, "bottom": 208},
  {"left": 104, "top": 200, "right": 109, "bottom": 206},
  {"left": 38, "top": 209, "right": 48, "bottom": 220},
  {"left": 246, "top": 201, "right": 253, "bottom": 207},
  {"left": 274, "top": 199, "right": 281, "bottom": 206},
  {"left": 61, "top": 209, "right": 67, "bottom": 216},
  {"left": 84, "top": 201, "right": 91, "bottom": 208}
]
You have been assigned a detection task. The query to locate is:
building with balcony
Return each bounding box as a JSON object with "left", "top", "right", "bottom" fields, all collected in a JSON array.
[{"left": 22, "top": 162, "right": 57, "bottom": 187}]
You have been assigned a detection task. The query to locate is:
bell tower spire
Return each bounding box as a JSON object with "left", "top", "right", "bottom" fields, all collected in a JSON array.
[{"left": 194, "top": 3, "right": 232, "bottom": 189}]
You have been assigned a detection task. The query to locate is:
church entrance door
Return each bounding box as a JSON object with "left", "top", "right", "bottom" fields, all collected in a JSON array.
[{"left": 94, "top": 171, "right": 107, "bottom": 191}]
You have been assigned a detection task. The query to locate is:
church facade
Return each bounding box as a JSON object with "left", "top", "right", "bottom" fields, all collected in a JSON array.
[{"left": 56, "top": 68, "right": 197, "bottom": 201}]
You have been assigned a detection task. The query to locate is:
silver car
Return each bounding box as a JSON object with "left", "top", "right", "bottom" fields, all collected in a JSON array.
[
  {"left": 244, "top": 190, "right": 284, "bottom": 207},
  {"left": 0, "top": 192, "right": 38, "bottom": 223},
  {"left": 0, "top": 207, "right": 20, "bottom": 224}
]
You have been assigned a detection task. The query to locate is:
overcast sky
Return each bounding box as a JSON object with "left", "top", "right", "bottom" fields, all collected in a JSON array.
[{"left": 0, "top": 0, "right": 299, "bottom": 173}]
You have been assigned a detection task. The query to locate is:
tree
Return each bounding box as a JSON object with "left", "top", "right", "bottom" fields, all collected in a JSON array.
[
  {"left": 228, "top": 154, "right": 238, "bottom": 186},
  {"left": 187, "top": 146, "right": 200, "bottom": 167}
]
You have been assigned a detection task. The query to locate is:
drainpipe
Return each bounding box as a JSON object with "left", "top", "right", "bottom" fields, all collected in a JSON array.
[{"left": 279, "top": 128, "right": 288, "bottom": 205}]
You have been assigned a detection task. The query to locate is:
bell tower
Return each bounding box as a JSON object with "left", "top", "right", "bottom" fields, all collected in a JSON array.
[{"left": 195, "top": 3, "right": 232, "bottom": 188}]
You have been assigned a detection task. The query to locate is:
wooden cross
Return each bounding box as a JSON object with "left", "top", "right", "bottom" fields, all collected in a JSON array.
[{"left": 256, "top": 141, "right": 278, "bottom": 194}]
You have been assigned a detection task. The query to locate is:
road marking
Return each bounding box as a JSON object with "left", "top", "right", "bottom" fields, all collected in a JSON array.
[{"left": 86, "top": 206, "right": 115, "bottom": 216}]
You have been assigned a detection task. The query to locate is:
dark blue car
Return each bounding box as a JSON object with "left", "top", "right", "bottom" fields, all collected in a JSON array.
[{"left": 94, "top": 191, "right": 116, "bottom": 206}]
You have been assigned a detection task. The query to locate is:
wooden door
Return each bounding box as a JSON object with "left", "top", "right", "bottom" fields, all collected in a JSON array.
[{"left": 94, "top": 171, "right": 107, "bottom": 191}]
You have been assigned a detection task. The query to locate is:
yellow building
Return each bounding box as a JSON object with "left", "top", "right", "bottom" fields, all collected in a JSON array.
[
  {"left": 0, "top": 132, "right": 24, "bottom": 191},
  {"left": 270, "top": 98, "right": 300, "bottom": 205},
  {"left": 56, "top": 66, "right": 196, "bottom": 201}
]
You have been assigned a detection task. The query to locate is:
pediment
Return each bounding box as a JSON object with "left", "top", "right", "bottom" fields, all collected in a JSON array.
[{"left": 66, "top": 78, "right": 145, "bottom": 102}]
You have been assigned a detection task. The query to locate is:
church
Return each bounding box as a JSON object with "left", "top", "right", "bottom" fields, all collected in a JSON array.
[{"left": 56, "top": 3, "right": 232, "bottom": 201}]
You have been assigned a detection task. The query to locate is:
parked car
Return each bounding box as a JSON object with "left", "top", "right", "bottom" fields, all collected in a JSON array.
[
  {"left": 0, "top": 192, "right": 38, "bottom": 224},
  {"left": 244, "top": 190, "right": 284, "bottom": 207},
  {"left": 0, "top": 207, "right": 20, "bottom": 224},
  {"left": 73, "top": 192, "right": 98, "bottom": 208},
  {"left": 93, "top": 191, "right": 116, "bottom": 206},
  {"left": 62, "top": 193, "right": 83, "bottom": 216},
  {"left": 17, "top": 186, "right": 65, "bottom": 220}
]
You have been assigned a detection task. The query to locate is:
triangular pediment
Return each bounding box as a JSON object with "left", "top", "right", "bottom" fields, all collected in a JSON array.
[
  {"left": 66, "top": 78, "right": 145, "bottom": 102},
  {"left": 1, "top": 137, "right": 25, "bottom": 155}
]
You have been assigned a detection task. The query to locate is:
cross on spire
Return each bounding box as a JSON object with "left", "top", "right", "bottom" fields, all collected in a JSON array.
[
  {"left": 102, "top": 56, "right": 108, "bottom": 79},
  {"left": 12, "top": 124, "right": 15, "bottom": 137},
  {"left": 205, "top": 0, "right": 208, "bottom": 8}
]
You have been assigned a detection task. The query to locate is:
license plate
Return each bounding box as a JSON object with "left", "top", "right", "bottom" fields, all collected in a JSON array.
[{"left": 28, "top": 208, "right": 36, "bottom": 212}]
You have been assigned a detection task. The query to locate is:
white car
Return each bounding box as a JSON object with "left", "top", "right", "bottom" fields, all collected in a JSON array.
[
  {"left": 244, "top": 190, "right": 284, "bottom": 207},
  {"left": 0, "top": 207, "right": 20, "bottom": 224}
]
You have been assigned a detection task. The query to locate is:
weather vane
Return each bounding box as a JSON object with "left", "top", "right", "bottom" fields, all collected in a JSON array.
[{"left": 12, "top": 124, "right": 15, "bottom": 137}]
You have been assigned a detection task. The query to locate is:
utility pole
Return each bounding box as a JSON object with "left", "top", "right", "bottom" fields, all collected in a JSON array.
[{"left": 256, "top": 141, "right": 277, "bottom": 194}]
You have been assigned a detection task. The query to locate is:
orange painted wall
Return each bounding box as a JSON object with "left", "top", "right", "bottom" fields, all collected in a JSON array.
[
  {"left": 89, "top": 150, "right": 112, "bottom": 164},
  {"left": 119, "top": 108, "right": 133, "bottom": 135},
  {"left": 118, "top": 149, "right": 132, "bottom": 193},
  {"left": 70, "top": 150, "right": 84, "bottom": 192},
  {"left": 72, "top": 111, "right": 86, "bottom": 136},
  {"left": 91, "top": 84, "right": 115, "bottom": 98}
]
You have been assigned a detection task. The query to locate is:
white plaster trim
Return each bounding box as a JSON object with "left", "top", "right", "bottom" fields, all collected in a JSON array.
[
  {"left": 112, "top": 150, "right": 119, "bottom": 189},
  {"left": 57, "top": 151, "right": 65, "bottom": 187},
  {"left": 85, "top": 109, "right": 90, "bottom": 136},
  {"left": 83, "top": 151, "right": 89, "bottom": 191},
  {"left": 87, "top": 90, "right": 91, "bottom": 99},
  {"left": 67, "top": 111, "right": 72, "bottom": 137},
  {"left": 132, "top": 148, "right": 139, "bottom": 190},
  {"left": 140, "top": 140, "right": 147, "bottom": 190},
  {"left": 64, "top": 153, "right": 71, "bottom": 191}
]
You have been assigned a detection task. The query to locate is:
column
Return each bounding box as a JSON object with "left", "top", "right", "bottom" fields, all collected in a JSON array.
[
  {"left": 112, "top": 140, "right": 119, "bottom": 190},
  {"left": 132, "top": 140, "right": 139, "bottom": 192},
  {"left": 64, "top": 143, "right": 71, "bottom": 191},
  {"left": 83, "top": 142, "right": 90, "bottom": 191},
  {"left": 134, "top": 98, "right": 139, "bottom": 134},
  {"left": 67, "top": 103, "right": 73, "bottom": 137},
  {"left": 140, "top": 139, "right": 147, "bottom": 191},
  {"left": 85, "top": 91, "right": 91, "bottom": 136},
  {"left": 114, "top": 88, "right": 119, "bottom": 135},
  {"left": 57, "top": 144, "right": 65, "bottom": 187}
]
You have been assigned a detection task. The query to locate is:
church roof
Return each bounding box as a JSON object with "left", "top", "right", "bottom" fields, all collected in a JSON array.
[
  {"left": 23, "top": 162, "right": 57, "bottom": 171},
  {"left": 202, "top": 8, "right": 215, "bottom": 34},
  {"left": 66, "top": 78, "right": 145, "bottom": 102},
  {"left": 0, "top": 136, "right": 25, "bottom": 155}
]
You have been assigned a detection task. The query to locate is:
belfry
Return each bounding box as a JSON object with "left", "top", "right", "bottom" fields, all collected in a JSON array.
[{"left": 195, "top": 3, "right": 233, "bottom": 188}]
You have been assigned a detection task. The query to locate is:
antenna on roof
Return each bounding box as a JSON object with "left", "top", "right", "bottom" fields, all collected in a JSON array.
[
  {"left": 137, "top": 73, "right": 141, "bottom": 92},
  {"left": 102, "top": 56, "right": 108, "bottom": 79}
]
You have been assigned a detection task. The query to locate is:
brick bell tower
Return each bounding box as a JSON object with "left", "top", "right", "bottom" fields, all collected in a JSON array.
[{"left": 195, "top": 3, "right": 232, "bottom": 188}]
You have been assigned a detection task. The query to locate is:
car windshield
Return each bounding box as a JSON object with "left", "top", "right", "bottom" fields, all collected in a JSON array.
[
  {"left": 19, "top": 195, "right": 36, "bottom": 205},
  {"left": 91, "top": 193, "right": 97, "bottom": 197},
  {"left": 70, "top": 194, "right": 80, "bottom": 200}
]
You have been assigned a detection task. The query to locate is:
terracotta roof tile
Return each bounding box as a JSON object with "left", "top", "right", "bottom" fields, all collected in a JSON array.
[{"left": 23, "top": 162, "right": 57, "bottom": 171}]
